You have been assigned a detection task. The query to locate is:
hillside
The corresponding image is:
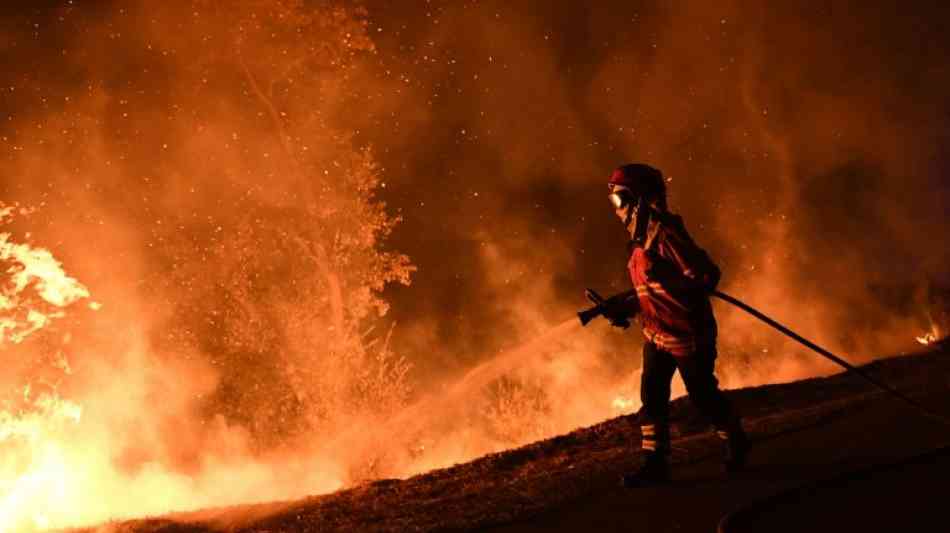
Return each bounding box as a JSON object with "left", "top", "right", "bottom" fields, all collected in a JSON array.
[{"left": 85, "top": 342, "right": 950, "bottom": 533}]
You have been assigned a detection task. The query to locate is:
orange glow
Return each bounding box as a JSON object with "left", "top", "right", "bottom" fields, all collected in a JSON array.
[
  {"left": 611, "top": 395, "right": 638, "bottom": 413},
  {"left": 0, "top": 1, "right": 946, "bottom": 530}
]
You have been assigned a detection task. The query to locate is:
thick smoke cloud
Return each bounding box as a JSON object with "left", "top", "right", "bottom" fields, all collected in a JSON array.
[
  {"left": 0, "top": 0, "right": 947, "bottom": 528},
  {"left": 358, "top": 0, "right": 950, "bottom": 380}
]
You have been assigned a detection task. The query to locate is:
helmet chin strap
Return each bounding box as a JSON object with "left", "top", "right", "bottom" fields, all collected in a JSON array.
[
  {"left": 623, "top": 203, "right": 635, "bottom": 229},
  {"left": 626, "top": 197, "right": 652, "bottom": 247}
]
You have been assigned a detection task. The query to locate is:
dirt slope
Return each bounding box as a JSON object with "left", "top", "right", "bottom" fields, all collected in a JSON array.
[{"left": 84, "top": 343, "right": 950, "bottom": 533}]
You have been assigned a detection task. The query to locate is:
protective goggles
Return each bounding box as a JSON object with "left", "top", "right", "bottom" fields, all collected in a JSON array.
[{"left": 607, "top": 184, "right": 636, "bottom": 210}]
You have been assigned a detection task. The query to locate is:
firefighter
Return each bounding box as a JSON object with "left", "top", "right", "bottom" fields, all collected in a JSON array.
[{"left": 603, "top": 163, "right": 749, "bottom": 486}]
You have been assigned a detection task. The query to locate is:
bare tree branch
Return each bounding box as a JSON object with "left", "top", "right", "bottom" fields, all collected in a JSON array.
[{"left": 237, "top": 47, "right": 294, "bottom": 159}]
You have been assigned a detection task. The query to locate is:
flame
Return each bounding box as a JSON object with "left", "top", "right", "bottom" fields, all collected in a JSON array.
[
  {"left": 916, "top": 331, "right": 941, "bottom": 345},
  {"left": 611, "top": 395, "right": 638, "bottom": 413},
  {"left": 0, "top": 205, "right": 95, "bottom": 531},
  {"left": 0, "top": 208, "right": 94, "bottom": 346},
  {"left": 0, "top": 211, "right": 352, "bottom": 530},
  {"left": 916, "top": 321, "right": 945, "bottom": 346},
  {"left": 0, "top": 239, "right": 89, "bottom": 309},
  {"left": 0, "top": 391, "right": 82, "bottom": 532}
]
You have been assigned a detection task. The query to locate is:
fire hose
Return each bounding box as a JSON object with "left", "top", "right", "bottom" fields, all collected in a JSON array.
[
  {"left": 710, "top": 290, "right": 950, "bottom": 428},
  {"left": 579, "top": 288, "right": 950, "bottom": 428},
  {"left": 712, "top": 291, "right": 950, "bottom": 533}
]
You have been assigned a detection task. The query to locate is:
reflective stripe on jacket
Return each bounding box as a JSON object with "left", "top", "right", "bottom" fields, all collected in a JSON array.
[{"left": 628, "top": 212, "right": 720, "bottom": 356}]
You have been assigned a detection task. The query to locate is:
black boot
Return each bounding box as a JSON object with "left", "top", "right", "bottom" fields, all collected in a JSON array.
[
  {"left": 717, "top": 422, "right": 750, "bottom": 473},
  {"left": 622, "top": 452, "right": 670, "bottom": 487}
]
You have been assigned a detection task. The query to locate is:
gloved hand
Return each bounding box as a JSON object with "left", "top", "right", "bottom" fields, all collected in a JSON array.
[{"left": 601, "top": 291, "right": 637, "bottom": 329}]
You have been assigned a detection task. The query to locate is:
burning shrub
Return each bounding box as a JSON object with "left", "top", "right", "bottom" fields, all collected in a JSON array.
[{"left": 480, "top": 376, "right": 553, "bottom": 447}]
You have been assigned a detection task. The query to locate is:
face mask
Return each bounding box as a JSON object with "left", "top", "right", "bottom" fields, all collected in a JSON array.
[
  {"left": 609, "top": 185, "right": 651, "bottom": 246},
  {"left": 607, "top": 184, "right": 634, "bottom": 210}
]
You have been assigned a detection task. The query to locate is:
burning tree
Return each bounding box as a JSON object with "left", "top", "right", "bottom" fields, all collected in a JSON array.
[{"left": 130, "top": 1, "right": 415, "bottom": 448}]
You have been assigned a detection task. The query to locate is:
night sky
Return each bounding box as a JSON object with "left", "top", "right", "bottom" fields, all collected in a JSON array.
[
  {"left": 1, "top": 0, "right": 948, "bottom": 378},
  {"left": 0, "top": 2, "right": 949, "bottom": 525},
  {"left": 357, "top": 0, "right": 950, "bottom": 370}
]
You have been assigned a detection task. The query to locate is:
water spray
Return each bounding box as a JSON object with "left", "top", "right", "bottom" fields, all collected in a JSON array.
[{"left": 579, "top": 288, "right": 950, "bottom": 428}]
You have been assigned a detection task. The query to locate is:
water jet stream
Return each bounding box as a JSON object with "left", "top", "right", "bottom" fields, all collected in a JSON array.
[{"left": 333, "top": 318, "right": 583, "bottom": 470}]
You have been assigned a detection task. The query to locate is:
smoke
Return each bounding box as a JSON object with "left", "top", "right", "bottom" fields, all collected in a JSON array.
[
  {"left": 0, "top": 0, "right": 947, "bottom": 529},
  {"left": 357, "top": 0, "right": 950, "bottom": 379},
  {"left": 0, "top": 1, "right": 413, "bottom": 528}
]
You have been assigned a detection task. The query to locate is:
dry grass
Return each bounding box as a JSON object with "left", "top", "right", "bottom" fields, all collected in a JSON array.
[{"left": 77, "top": 343, "right": 950, "bottom": 533}]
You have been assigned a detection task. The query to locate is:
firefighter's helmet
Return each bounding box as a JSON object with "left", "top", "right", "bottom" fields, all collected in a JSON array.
[{"left": 607, "top": 163, "right": 666, "bottom": 210}]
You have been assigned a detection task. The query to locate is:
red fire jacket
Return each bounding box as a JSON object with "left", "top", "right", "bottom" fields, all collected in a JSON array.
[{"left": 628, "top": 212, "right": 720, "bottom": 356}]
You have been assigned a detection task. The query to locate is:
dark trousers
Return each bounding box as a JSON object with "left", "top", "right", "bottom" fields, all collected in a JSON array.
[{"left": 638, "top": 340, "right": 736, "bottom": 453}]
